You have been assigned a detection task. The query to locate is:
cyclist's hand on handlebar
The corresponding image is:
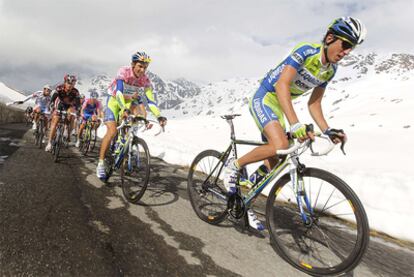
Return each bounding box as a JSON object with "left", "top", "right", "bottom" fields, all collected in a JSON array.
[
  {"left": 122, "top": 109, "right": 131, "bottom": 119},
  {"left": 324, "top": 127, "right": 347, "bottom": 154},
  {"left": 324, "top": 128, "right": 347, "bottom": 144},
  {"left": 290, "top": 122, "right": 314, "bottom": 142},
  {"left": 157, "top": 116, "right": 167, "bottom": 127}
]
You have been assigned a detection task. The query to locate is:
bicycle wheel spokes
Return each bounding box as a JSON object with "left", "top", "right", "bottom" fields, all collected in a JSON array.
[
  {"left": 187, "top": 150, "right": 228, "bottom": 225},
  {"left": 121, "top": 137, "right": 150, "bottom": 204},
  {"left": 267, "top": 168, "right": 369, "bottom": 275}
]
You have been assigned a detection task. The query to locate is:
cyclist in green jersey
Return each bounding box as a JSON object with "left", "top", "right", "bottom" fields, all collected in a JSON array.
[{"left": 223, "top": 17, "right": 367, "bottom": 230}]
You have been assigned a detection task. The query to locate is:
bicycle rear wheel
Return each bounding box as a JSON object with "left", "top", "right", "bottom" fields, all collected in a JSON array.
[
  {"left": 266, "top": 167, "right": 369, "bottom": 276},
  {"left": 120, "top": 137, "right": 150, "bottom": 204},
  {"left": 187, "top": 150, "right": 228, "bottom": 225}
]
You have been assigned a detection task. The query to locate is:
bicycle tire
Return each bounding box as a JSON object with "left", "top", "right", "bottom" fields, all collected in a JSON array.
[
  {"left": 90, "top": 127, "right": 97, "bottom": 152},
  {"left": 54, "top": 126, "right": 63, "bottom": 163},
  {"left": 266, "top": 167, "right": 369, "bottom": 276},
  {"left": 38, "top": 120, "right": 44, "bottom": 149},
  {"left": 34, "top": 124, "right": 40, "bottom": 146},
  {"left": 82, "top": 125, "right": 91, "bottom": 156},
  {"left": 120, "top": 137, "right": 150, "bottom": 204},
  {"left": 187, "top": 150, "right": 228, "bottom": 225}
]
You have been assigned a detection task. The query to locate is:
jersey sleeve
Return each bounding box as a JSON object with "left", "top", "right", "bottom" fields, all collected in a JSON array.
[
  {"left": 144, "top": 87, "right": 161, "bottom": 118},
  {"left": 285, "top": 43, "right": 316, "bottom": 70},
  {"left": 115, "top": 79, "right": 126, "bottom": 109},
  {"left": 115, "top": 67, "right": 128, "bottom": 81}
]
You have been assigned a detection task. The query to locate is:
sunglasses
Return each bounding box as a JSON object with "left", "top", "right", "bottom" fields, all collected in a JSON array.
[{"left": 340, "top": 39, "right": 355, "bottom": 51}]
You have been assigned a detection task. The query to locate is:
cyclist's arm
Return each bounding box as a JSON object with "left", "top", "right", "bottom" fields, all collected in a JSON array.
[
  {"left": 49, "top": 91, "right": 58, "bottom": 109},
  {"left": 275, "top": 65, "right": 300, "bottom": 125},
  {"left": 308, "top": 87, "right": 329, "bottom": 132},
  {"left": 115, "top": 79, "right": 126, "bottom": 110},
  {"left": 22, "top": 93, "right": 36, "bottom": 103},
  {"left": 144, "top": 87, "right": 161, "bottom": 118}
]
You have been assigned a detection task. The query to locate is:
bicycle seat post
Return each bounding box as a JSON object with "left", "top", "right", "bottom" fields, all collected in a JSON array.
[{"left": 226, "top": 118, "right": 236, "bottom": 141}]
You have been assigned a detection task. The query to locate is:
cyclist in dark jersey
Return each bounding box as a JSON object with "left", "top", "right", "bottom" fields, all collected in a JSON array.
[{"left": 45, "top": 74, "right": 81, "bottom": 152}]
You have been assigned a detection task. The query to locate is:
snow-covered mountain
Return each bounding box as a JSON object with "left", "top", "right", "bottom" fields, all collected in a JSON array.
[
  {"left": 163, "top": 52, "right": 414, "bottom": 119},
  {"left": 0, "top": 82, "right": 29, "bottom": 109},
  {"left": 76, "top": 72, "right": 201, "bottom": 110}
]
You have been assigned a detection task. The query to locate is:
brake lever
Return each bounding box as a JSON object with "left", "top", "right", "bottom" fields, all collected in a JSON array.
[{"left": 340, "top": 140, "right": 346, "bottom": 155}]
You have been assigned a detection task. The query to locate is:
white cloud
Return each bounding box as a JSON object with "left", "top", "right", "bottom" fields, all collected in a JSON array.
[{"left": 0, "top": 0, "right": 412, "bottom": 91}]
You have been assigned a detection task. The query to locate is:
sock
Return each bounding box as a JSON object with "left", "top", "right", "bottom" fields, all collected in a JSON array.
[{"left": 234, "top": 159, "right": 241, "bottom": 170}]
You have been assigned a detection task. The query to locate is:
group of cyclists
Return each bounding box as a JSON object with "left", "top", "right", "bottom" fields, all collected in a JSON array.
[{"left": 9, "top": 16, "right": 366, "bottom": 232}]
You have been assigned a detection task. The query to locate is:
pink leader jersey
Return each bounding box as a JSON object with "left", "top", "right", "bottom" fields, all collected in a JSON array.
[{"left": 108, "top": 66, "right": 152, "bottom": 100}]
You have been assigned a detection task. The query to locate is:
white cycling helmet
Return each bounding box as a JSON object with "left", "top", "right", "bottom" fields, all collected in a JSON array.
[{"left": 328, "top": 17, "right": 367, "bottom": 46}]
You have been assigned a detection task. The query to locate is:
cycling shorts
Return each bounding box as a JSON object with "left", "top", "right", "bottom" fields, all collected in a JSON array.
[
  {"left": 34, "top": 104, "right": 49, "bottom": 114},
  {"left": 249, "top": 85, "right": 286, "bottom": 141},
  {"left": 104, "top": 96, "right": 139, "bottom": 123}
]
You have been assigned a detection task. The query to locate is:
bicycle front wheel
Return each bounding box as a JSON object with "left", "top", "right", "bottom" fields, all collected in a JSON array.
[
  {"left": 53, "top": 128, "right": 63, "bottom": 163},
  {"left": 187, "top": 150, "right": 228, "bottom": 225},
  {"left": 81, "top": 126, "right": 91, "bottom": 156},
  {"left": 120, "top": 137, "right": 150, "bottom": 204},
  {"left": 37, "top": 120, "right": 45, "bottom": 149},
  {"left": 266, "top": 167, "right": 369, "bottom": 276}
]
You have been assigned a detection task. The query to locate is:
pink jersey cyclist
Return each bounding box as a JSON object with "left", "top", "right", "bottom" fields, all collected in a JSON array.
[{"left": 104, "top": 66, "right": 161, "bottom": 122}]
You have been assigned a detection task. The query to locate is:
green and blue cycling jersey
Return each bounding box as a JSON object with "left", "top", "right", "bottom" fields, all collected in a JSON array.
[{"left": 250, "top": 42, "right": 337, "bottom": 135}]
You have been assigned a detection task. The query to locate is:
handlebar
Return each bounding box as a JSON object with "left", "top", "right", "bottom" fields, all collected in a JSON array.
[
  {"left": 117, "top": 115, "right": 149, "bottom": 130},
  {"left": 276, "top": 134, "right": 336, "bottom": 156},
  {"left": 56, "top": 110, "right": 77, "bottom": 117}
]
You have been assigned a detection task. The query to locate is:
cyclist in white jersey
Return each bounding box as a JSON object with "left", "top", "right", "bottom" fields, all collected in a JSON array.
[{"left": 11, "top": 85, "right": 52, "bottom": 130}]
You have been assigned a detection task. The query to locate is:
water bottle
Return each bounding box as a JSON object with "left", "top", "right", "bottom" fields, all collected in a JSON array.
[{"left": 249, "top": 164, "right": 269, "bottom": 186}]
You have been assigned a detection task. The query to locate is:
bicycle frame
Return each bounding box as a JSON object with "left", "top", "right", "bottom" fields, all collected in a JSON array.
[
  {"left": 113, "top": 117, "right": 146, "bottom": 171},
  {"left": 203, "top": 117, "right": 333, "bottom": 224}
]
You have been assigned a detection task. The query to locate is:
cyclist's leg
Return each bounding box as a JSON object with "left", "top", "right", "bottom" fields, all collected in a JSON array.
[
  {"left": 33, "top": 105, "right": 41, "bottom": 124},
  {"left": 68, "top": 106, "right": 79, "bottom": 142},
  {"left": 47, "top": 100, "right": 63, "bottom": 145},
  {"left": 77, "top": 114, "right": 90, "bottom": 141},
  {"left": 98, "top": 97, "right": 120, "bottom": 161},
  {"left": 238, "top": 90, "right": 288, "bottom": 168}
]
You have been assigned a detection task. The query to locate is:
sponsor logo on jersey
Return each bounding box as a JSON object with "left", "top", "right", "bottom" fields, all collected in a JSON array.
[
  {"left": 253, "top": 98, "right": 266, "bottom": 124},
  {"left": 297, "top": 68, "right": 324, "bottom": 87},
  {"left": 267, "top": 65, "right": 285, "bottom": 84},
  {"left": 292, "top": 52, "right": 304, "bottom": 64},
  {"left": 123, "top": 84, "right": 145, "bottom": 96},
  {"left": 303, "top": 48, "right": 317, "bottom": 56}
]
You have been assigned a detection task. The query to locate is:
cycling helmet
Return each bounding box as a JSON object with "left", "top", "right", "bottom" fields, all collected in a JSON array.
[
  {"left": 64, "top": 74, "right": 77, "bottom": 84},
  {"left": 327, "top": 17, "right": 367, "bottom": 46},
  {"left": 131, "top": 51, "right": 152, "bottom": 63},
  {"left": 43, "top": 84, "right": 51, "bottom": 91},
  {"left": 90, "top": 91, "right": 99, "bottom": 99}
]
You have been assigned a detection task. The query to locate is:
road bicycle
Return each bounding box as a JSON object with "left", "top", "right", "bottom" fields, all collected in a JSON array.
[
  {"left": 33, "top": 111, "right": 50, "bottom": 149},
  {"left": 51, "top": 110, "right": 76, "bottom": 163},
  {"left": 104, "top": 115, "right": 153, "bottom": 204},
  {"left": 187, "top": 114, "right": 369, "bottom": 276},
  {"left": 79, "top": 118, "right": 98, "bottom": 155}
]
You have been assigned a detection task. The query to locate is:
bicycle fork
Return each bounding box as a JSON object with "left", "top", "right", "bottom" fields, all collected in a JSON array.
[
  {"left": 290, "top": 158, "right": 314, "bottom": 226},
  {"left": 127, "top": 128, "right": 140, "bottom": 171}
]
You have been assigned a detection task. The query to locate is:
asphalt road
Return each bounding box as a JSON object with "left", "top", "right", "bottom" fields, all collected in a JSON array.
[{"left": 1, "top": 123, "right": 413, "bottom": 276}]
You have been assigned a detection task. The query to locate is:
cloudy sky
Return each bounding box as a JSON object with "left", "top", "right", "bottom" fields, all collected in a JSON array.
[{"left": 0, "top": 0, "right": 412, "bottom": 92}]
